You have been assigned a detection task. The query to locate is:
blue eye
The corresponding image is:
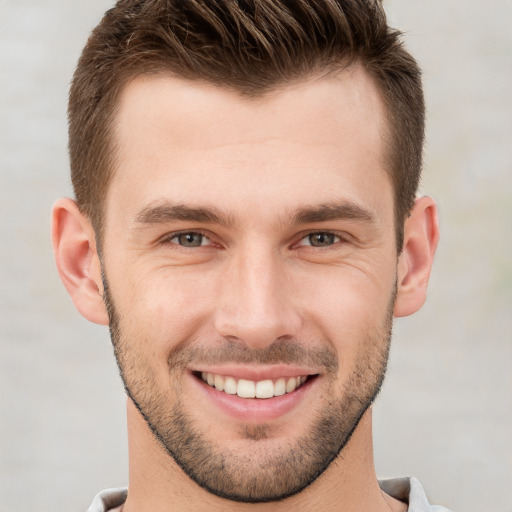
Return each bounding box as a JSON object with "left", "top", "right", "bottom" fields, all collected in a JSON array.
[
  {"left": 304, "top": 232, "right": 340, "bottom": 247},
  {"left": 170, "top": 232, "right": 208, "bottom": 247}
]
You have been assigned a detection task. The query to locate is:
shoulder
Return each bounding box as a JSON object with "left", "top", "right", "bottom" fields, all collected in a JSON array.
[
  {"left": 379, "top": 476, "right": 452, "bottom": 512},
  {"left": 86, "top": 487, "right": 127, "bottom": 512}
]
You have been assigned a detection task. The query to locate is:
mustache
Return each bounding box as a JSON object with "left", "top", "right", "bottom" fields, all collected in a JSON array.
[{"left": 167, "top": 338, "right": 338, "bottom": 373}]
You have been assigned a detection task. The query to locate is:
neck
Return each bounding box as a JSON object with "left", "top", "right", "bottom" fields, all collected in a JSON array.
[{"left": 122, "top": 400, "right": 405, "bottom": 512}]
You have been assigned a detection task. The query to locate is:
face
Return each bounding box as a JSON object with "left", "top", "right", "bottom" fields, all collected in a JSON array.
[{"left": 101, "top": 68, "right": 398, "bottom": 502}]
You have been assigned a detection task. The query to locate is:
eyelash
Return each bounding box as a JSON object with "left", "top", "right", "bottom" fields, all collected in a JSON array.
[
  {"left": 161, "top": 230, "right": 347, "bottom": 249},
  {"left": 164, "top": 230, "right": 214, "bottom": 248},
  {"left": 296, "top": 232, "right": 343, "bottom": 248}
]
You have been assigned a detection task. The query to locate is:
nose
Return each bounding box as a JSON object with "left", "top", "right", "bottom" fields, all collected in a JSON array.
[{"left": 213, "top": 243, "right": 302, "bottom": 349}]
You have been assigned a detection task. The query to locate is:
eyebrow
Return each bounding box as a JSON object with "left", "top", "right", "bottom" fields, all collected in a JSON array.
[
  {"left": 135, "top": 203, "right": 235, "bottom": 227},
  {"left": 292, "top": 201, "right": 376, "bottom": 225},
  {"left": 134, "top": 200, "right": 376, "bottom": 228}
]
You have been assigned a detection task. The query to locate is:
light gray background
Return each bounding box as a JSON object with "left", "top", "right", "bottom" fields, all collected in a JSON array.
[{"left": 1, "top": 1, "right": 511, "bottom": 511}]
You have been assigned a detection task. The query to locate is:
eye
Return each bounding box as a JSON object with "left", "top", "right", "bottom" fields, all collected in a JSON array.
[
  {"left": 299, "top": 232, "right": 341, "bottom": 247},
  {"left": 168, "top": 232, "right": 210, "bottom": 247}
]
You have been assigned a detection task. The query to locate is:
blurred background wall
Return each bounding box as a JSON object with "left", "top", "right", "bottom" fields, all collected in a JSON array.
[{"left": 1, "top": 1, "right": 511, "bottom": 510}]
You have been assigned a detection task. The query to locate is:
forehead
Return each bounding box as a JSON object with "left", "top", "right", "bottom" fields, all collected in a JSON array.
[
  {"left": 114, "top": 66, "right": 387, "bottom": 153},
  {"left": 108, "top": 67, "right": 391, "bottom": 228}
]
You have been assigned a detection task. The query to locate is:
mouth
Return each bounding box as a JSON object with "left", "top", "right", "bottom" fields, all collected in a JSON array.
[
  {"left": 196, "top": 371, "right": 314, "bottom": 399},
  {"left": 189, "top": 366, "right": 320, "bottom": 421}
]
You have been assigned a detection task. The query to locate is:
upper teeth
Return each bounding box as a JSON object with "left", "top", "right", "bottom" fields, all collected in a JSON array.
[{"left": 201, "top": 373, "right": 308, "bottom": 399}]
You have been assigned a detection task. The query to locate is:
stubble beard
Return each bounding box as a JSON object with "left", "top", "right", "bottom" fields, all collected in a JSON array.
[{"left": 102, "top": 278, "right": 395, "bottom": 503}]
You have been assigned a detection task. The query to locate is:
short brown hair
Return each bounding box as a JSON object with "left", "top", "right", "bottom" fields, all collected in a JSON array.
[{"left": 69, "top": 0, "right": 424, "bottom": 249}]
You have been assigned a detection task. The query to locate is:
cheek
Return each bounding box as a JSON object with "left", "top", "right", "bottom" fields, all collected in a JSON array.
[
  {"left": 293, "top": 261, "right": 395, "bottom": 368},
  {"left": 295, "top": 259, "right": 396, "bottom": 325},
  {"left": 113, "top": 267, "right": 219, "bottom": 353}
]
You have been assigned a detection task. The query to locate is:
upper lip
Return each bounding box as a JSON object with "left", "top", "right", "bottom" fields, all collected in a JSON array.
[{"left": 188, "top": 364, "right": 318, "bottom": 381}]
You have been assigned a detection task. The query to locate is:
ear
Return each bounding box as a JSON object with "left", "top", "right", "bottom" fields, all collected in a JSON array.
[
  {"left": 394, "top": 196, "right": 440, "bottom": 318},
  {"left": 51, "top": 198, "right": 109, "bottom": 325}
]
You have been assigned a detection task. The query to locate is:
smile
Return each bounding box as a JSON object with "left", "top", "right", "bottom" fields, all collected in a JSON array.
[{"left": 200, "top": 372, "right": 310, "bottom": 399}]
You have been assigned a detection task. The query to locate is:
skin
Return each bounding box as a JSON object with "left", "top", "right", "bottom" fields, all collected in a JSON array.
[{"left": 52, "top": 65, "right": 439, "bottom": 511}]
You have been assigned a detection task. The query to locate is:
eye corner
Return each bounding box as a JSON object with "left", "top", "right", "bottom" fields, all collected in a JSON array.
[
  {"left": 293, "top": 231, "right": 346, "bottom": 249},
  {"left": 158, "top": 230, "right": 214, "bottom": 249}
]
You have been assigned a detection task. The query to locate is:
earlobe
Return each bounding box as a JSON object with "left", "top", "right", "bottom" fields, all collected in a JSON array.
[
  {"left": 394, "top": 196, "right": 440, "bottom": 318},
  {"left": 51, "top": 198, "right": 109, "bottom": 325}
]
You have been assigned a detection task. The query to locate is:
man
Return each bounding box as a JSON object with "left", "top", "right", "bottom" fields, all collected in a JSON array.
[{"left": 51, "top": 0, "right": 446, "bottom": 510}]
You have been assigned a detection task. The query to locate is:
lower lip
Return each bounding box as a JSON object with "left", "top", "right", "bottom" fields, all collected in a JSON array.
[{"left": 191, "top": 374, "right": 317, "bottom": 422}]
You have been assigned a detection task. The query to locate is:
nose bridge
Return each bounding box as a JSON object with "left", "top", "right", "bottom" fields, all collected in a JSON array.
[{"left": 214, "top": 240, "right": 301, "bottom": 348}]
